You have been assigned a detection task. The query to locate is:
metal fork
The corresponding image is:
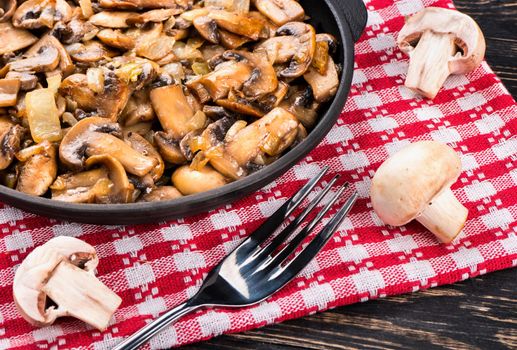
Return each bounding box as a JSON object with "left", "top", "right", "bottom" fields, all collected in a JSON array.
[{"left": 114, "top": 167, "right": 358, "bottom": 350}]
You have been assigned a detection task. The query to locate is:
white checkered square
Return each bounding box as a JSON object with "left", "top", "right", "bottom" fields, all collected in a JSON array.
[
  {"left": 301, "top": 283, "right": 335, "bottom": 309},
  {"left": 403, "top": 261, "right": 435, "bottom": 282},
  {"left": 387, "top": 235, "right": 418, "bottom": 253},
  {"left": 173, "top": 251, "right": 206, "bottom": 271},
  {"left": 197, "top": 312, "right": 231, "bottom": 337},
  {"left": 124, "top": 264, "right": 155, "bottom": 288},
  {"left": 250, "top": 302, "right": 282, "bottom": 324},
  {"left": 114, "top": 236, "right": 143, "bottom": 254},
  {"left": 161, "top": 225, "right": 193, "bottom": 241},
  {"left": 352, "top": 269, "right": 385, "bottom": 295},
  {"left": 210, "top": 212, "right": 242, "bottom": 230},
  {"left": 451, "top": 247, "right": 484, "bottom": 269},
  {"left": 4, "top": 231, "right": 33, "bottom": 251}
]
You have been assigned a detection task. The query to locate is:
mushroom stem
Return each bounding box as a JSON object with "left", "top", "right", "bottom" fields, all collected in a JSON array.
[
  {"left": 42, "top": 260, "right": 121, "bottom": 331},
  {"left": 416, "top": 188, "right": 468, "bottom": 243},
  {"left": 405, "top": 30, "right": 456, "bottom": 99}
]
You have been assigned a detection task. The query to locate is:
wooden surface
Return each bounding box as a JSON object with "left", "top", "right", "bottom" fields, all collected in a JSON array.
[{"left": 185, "top": 1, "right": 517, "bottom": 349}]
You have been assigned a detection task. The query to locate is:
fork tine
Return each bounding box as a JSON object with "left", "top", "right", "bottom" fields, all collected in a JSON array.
[
  {"left": 269, "top": 191, "right": 359, "bottom": 282},
  {"left": 244, "top": 175, "right": 341, "bottom": 267},
  {"left": 238, "top": 166, "right": 329, "bottom": 255},
  {"left": 261, "top": 183, "right": 349, "bottom": 270}
]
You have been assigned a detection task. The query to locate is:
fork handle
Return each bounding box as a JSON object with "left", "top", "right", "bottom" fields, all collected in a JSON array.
[{"left": 113, "top": 302, "right": 200, "bottom": 350}]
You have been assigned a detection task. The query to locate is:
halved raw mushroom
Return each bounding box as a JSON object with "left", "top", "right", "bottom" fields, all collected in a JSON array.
[
  {"left": 102, "top": 0, "right": 192, "bottom": 10},
  {"left": 59, "top": 117, "right": 157, "bottom": 176},
  {"left": 303, "top": 56, "right": 339, "bottom": 103},
  {"left": 256, "top": 22, "right": 316, "bottom": 78},
  {"left": 85, "top": 154, "right": 134, "bottom": 203},
  {"left": 139, "top": 186, "right": 182, "bottom": 202},
  {"left": 59, "top": 71, "right": 131, "bottom": 120},
  {"left": 125, "top": 131, "right": 164, "bottom": 181},
  {"left": 9, "top": 46, "right": 60, "bottom": 73},
  {"left": 0, "top": 22, "right": 38, "bottom": 55},
  {"left": 13, "top": 0, "right": 72, "bottom": 29},
  {"left": 253, "top": 0, "right": 304, "bottom": 26},
  {"left": 15, "top": 140, "right": 57, "bottom": 196},
  {"left": 50, "top": 168, "right": 112, "bottom": 203},
  {"left": 0, "top": 79, "right": 20, "bottom": 107},
  {"left": 150, "top": 84, "right": 207, "bottom": 139},
  {"left": 26, "top": 34, "right": 75, "bottom": 76},
  {"left": 89, "top": 11, "right": 138, "bottom": 28},
  {"left": 172, "top": 164, "right": 226, "bottom": 195},
  {"left": 0, "top": 117, "right": 25, "bottom": 169},
  {"left": 97, "top": 29, "right": 135, "bottom": 50},
  {"left": 0, "top": 0, "right": 16, "bottom": 22},
  {"left": 13, "top": 236, "right": 121, "bottom": 330}
]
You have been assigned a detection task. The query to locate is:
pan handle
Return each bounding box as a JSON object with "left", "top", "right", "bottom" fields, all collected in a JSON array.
[{"left": 328, "top": 0, "right": 368, "bottom": 42}]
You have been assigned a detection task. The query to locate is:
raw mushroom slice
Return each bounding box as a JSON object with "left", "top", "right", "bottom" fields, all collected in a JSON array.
[
  {"left": 397, "top": 7, "right": 486, "bottom": 99},
  {"left": 371, "top": 141, "right": 469, "bottom": 243},
  {"left": 253, "top": 0, "right": 304, "bottom": 26},
  {"left": 0, "top": 116, "right": 25, "bottom": 169},
  {"left": 0, "top": 0, "right": 16, "bottom": 22},
  {"left": 15, "top": 140, "right": 57, "bottom": 196},
  {"left": 0, "top": 22, "right": 38, "bottom": 55},
  {"left": 13, "top": 236, "right": 121, "bottom": 330},
  {"left": 59, "top": 117, "right": 157, "bottom": 176},
  {"left": 172, "top": 164, "right": 227, "bottom": 195}
]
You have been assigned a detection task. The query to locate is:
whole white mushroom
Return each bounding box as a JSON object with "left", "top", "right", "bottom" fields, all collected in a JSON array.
[{"left": 370, "top": 141, "right": 468, "bottom": 243}]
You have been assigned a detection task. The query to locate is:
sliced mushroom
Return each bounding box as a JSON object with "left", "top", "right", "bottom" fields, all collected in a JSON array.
[
  {"left": 0, "top": 0, "right": 16, "bottom": 22},
  {"left": 15, "top": 140, "right": 57, "bottom": 196},
  {"left": 126, "top": 8, "right": 176, "bottom": 26},
  {"left": 218, "top": 29, "right": 251, "bottom": 49},
  {"left": 208, "top": 10, "right": 265, "bottom": 40},
  {"left": 0, "top": 22, "right": 38, "bottom": 55},
  {"left": 89, "top": 11, "right": 138, "bottom": 28},
  {"left": 125, "top": 131, "right": 164, "bottom": 181},
  {"left": 121, "top": 89, "right": 155, "bottom": 125},
  {"left": 0, "top": 117, "right": 25, "bottom": 169},
  {"left": 9, "top": 46, "right": 60, "bottom": 73},
  {"left": 0, "top": 79, "right": 20, "bottom": 107},
  {"left": 193, "top": 16, "right": 220, "bottom": 44},
  {"left": 303, "top": 56, "right": 339, "bottom": 103},
  {"left": 50, "top": 167, "right": 111, "bottom": 203},
  {"left": 256, "top": 22, "right": 316, "bottom": 78},
  {"left": 311, "top": 33, "right": 337, "bottom": 75},
  {"left": 172, "top": 164, "right": 226, "bottom": 195},
  {"left": 52, "top": 18, "right": 99, "bottom": 44},
  {"left": 135, "top": 34, "right": 175, "bottom": 61},
  {"left": 139, "top": 186, "right": 182, "bottom": 202},
  {"left": 254, "top": 0, "right": 304, "bottom": 26},
  {"left": 59, "top": 71, "right": 131, "bottom": 120},
  {"left": 13, "top": 0, "right": 72, "bottom": 29},
  {"left": 154, "top": 131, "right": 186, "bottom": 164},
  {"left": 196, "top": 60, "right": 253, "bottom": 100},
  {"left": 5, "top": 72, "right": 37, "bottom": 91},
  {"left": 66, "top": 41, "right": 117, "bottom": 62},
  {"left": 26, "top": 34, "right": 75, "bottom": 76},
  {"left": 280, "top": 85, "right": 319, "bottom": 128},
  {"left": 99, "top": 0, "right": 192, "bottom": 11},
  {"left": 59, "top": 117, "right": 157, "bottom": 176},
  {"left": 85, "top": 154, "right": 134, "bottom": 203},
  {"left": 97, "top": 29, "right": 135, "bottom": 50},
  {"left": 150, "top": 84, "right": 207, "bottom": 138}
]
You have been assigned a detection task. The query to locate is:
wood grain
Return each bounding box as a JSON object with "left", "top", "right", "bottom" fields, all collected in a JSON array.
[{"left": 185, "top": 1, "right": 517, "bottom": 349}]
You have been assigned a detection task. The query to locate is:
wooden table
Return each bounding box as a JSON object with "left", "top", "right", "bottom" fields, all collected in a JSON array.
[{"left": 186, "top": 1, "right": 517, "bottom": 349}]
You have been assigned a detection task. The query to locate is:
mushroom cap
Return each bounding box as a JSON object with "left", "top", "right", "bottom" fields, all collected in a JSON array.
[
  {"left": 370, "top": 141, "right": 462, "bottom": 226},
  {"left": 397, "top": 7, "right": 486, "bottom": 74},
  {"left": 13, "top": 237, "right": 98, "bottom": 327}
]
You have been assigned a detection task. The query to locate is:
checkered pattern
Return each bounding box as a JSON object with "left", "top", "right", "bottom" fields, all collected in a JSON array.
[{"left": 1, "top": 0, "right": 516, "bottom": 348}]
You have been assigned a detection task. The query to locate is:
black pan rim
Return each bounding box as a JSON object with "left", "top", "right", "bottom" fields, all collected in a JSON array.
[{"left": 0, "top": 0, "right": 357, "bottom": 224}]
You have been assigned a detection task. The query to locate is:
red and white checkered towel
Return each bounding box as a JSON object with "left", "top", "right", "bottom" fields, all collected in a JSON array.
[{"left": 1, "top": 0, "right": 516, "bottom": 348}]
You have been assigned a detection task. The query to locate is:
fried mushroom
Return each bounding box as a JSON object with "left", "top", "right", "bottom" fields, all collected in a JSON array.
[{"left": 15, "top": 140, "right": 57, "bottom": 196}]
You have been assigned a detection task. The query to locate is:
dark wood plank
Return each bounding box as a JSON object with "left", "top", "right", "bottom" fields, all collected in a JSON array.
[{"left": 185, "top": 1, "right": 517, "bottom": 349}]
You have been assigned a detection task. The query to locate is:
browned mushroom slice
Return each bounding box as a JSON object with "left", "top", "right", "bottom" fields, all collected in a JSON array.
[
  {"left": 193, "top": 16, "right": 220, "bottom": 44},
  {"left": 253, "top": 0, "right": 304, "bottom": 26},
  {"left": 85, "top": 155, "right": 134, "bottom": 203},
  {"left": 121, "top": 89, "right": 155, "bottom": 126},
  {"left": 150, "top": 84, "right": 207, "bottom": 139},
  {"left": 89, "top": 11, "right": 138, "bottom": 28},
  {"left": 0, "top": 79, "right": 20, "bottom": 107},
  {"left": 216, "top": 98, "right": 264, "bottom": 118},
  {"left": 197, "top": 60, "right": 253, "bottom": 100},
  {"left": 139, "top": 186, "right": 182, "bottom": 202},
  {"left": 0, "top": 0, "right": 16, "bottom": 22},
  {"left": 5, "top": 72, "right": 37, "bottom": 91},
  {"left": 153, "top": 131, "right": 186, "bottom": 164},
  {"left": 280, "top": 86, "right": 319, "bottom": 128},
  {"left": 13, "top": 0, "right": 72, "bottom": 29},
  {"left": 66, "top": 41, "right": 117, "bottom": 62},
  {"left": 9, "top": 46, "right": 60, "bottom": 73},
  {"left": 135, "top": 35, "right": 175, "bottom": 61},
  {"left": 99, "top": 0, "right": 192, "bottom": 10},
  {"left": 311, "top": 33, "right": 337, "bottom": 74},
  {"left": 218, "top": 29, "right": 251, "bottom": 49},
  {"left": 50, "top": 168, "right": 112, "bottom": 203},
  {"left": 26, "top": 34, "right": 75, "bottom": 76},
  {"left": 59, "top": 72, "right": 130, "bottom": 121},
  {"left": 246, "top": 10, "right": 277, "bottom": 38},
  {"left": 256, "top": 22, "right": 316, "bottom": 78},
  {"left": 15, "top": 140, "right": 57, "bottom": 196},
  {"left": 172, "top": 164, "right": 226, "bottom": 195},
  {"left": 126, "top": 8, "right": 176, "bottom": 26},
  {"left": 52, "top": 18, "right": 99, "bottom": 44},
  {"left": 0, "top": 22, "right": 38, "bottom": 55},
  {"left": 97, "top": 29, "right": 135, "bottom": 50},
  {"left": 303, "top": 56, "right": 339, "bottom": 103},
  {"left": 59, "top": 117, "right": 157, "bottom": 176},
  {"left": 125, "top": 131, "right": 164, "bottom": 181},
  {"left": 208, "top": 10, "right": 264, "bottom": 40},
  {"left": 0, "top": 117, "right": 24, "bottom": 169}
]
